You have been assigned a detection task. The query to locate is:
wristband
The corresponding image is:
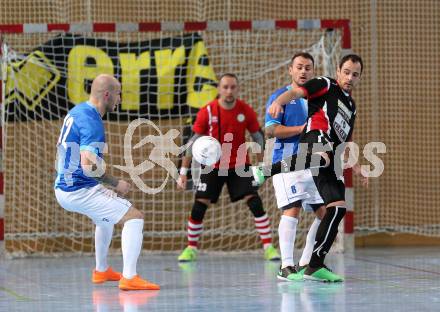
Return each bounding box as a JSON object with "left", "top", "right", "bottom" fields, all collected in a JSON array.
[{"left": 179, "top": 167, "right": 189, "bottom": 175}]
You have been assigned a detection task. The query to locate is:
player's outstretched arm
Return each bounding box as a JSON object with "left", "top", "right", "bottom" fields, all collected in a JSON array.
[
  {"left": 80, "top": 150, "right": 131, "bottom": 194},
  {"left": 80, "top": 150, "right": 107, "bottom": 180},
  {"left": 266, "top": 123, "right": 306, "bottom": 139},
  {"left": 268, "top": 87, "right": 306, "bottom": 118}
]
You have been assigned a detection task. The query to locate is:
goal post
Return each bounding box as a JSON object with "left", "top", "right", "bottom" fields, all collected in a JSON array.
[{"left": 0, "top": 19, "right": 352, "bottom": 257}]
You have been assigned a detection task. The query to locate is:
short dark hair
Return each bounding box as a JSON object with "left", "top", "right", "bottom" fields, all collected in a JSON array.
[
  {"left": 218, "top": 73, "right": 239, "bottom": 84},
  {"left": 339, "top": 54, "right": 363, "bottom": 73},
  {"left": 290, "top": 52, "right": 315, "bottom": 66}
]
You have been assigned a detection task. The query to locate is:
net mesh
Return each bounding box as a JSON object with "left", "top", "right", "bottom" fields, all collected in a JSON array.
[
  {"left": 1, "top": 27, "right": 341, "bottom": 256},
  {"left": 2, "top": 0, "right": 440, "bottom": 256}
]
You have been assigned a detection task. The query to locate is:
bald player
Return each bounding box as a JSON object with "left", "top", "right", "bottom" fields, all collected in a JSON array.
[{"left": 55, "top": 74, "right": 159, "bottom": 291}]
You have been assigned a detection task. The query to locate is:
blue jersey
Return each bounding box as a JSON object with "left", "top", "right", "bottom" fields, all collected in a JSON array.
[
  {"left": 55, "top": 102, "right": 105, "bottom": 191},
  {"left": 265, "top": 86, "right": 308, "bottom": 163}
]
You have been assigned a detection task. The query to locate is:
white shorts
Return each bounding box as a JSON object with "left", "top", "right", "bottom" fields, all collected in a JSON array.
[
  {"left": 272, "top": 169, "right": 323, "bottom": 212},
  {"left": 55, "top": 184, "right": 131, "bottom": 225}
]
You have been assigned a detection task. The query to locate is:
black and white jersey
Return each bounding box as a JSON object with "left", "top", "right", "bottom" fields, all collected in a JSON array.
[{"left": 299, "top": 76, "right": 357, "bottom": 145}]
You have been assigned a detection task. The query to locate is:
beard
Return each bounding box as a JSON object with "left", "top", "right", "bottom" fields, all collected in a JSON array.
[
  {"left": 105, "top": 101, "right": 116, "bottom": 114},
  {"left": 223, "top": 97, "right": 236, "bottom": 108}
]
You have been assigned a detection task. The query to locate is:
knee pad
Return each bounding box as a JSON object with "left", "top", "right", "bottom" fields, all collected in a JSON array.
[
  {"left": 247, "top": 195, "right": 265, "bottom": 218},
  {"left": 190, "top": 200, "right": 208, "bottom": 222}
]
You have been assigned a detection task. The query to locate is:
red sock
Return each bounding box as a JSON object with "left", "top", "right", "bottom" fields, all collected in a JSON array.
[
  {"left": 254, "top": 214, "right": 272, "bottom": 248},
  {"left": 187, "top": 217, "right": 203, "bottom": 248}
]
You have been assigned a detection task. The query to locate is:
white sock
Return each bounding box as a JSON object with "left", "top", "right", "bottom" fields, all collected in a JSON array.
[
  {"left": 95, "top": 223, "right": 114, "bottom": 272},
  {"left": 278, "top": 215, "right": 298, "bottom": 268},
  {"left": 121, "top": 219, "right": 144, "bottom": 279},
  {"left": 299, "top": 217, "right": 321, "bottom": 267}
]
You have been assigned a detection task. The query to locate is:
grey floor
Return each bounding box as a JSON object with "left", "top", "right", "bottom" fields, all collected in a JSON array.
[{"left": 1, "top": 247, "right": 440, "bottom": 311}]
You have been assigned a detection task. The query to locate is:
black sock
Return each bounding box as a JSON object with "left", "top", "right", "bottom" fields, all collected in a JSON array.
[
  {"left": 190, "top": 200, "right": 208, "bottom": 222},
  {"left": 309, "top": 206, "right": 346, "bottom": 268},
  {"left": 246, "top": 196, "right": 265, "bottom": 218}
]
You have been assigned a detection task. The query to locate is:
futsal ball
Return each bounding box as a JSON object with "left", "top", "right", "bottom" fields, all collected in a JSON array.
[{"left": 192, "top": 136, "right": 222, "bottom": 166}]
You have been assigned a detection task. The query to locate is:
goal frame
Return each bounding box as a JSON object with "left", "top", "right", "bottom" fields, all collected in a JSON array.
[{"left": 0, "top": 18, "right": 353, "bottom": 255}]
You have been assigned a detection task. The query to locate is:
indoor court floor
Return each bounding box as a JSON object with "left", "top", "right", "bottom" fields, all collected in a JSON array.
[{"left": 1, "top": 247, "right": 439, "bottom": 311}]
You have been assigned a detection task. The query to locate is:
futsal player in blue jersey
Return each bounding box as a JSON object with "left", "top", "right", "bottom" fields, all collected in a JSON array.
[
  {"left": 265, "top": 52, "right": 326, "bottom": 281},
  {"left": 55, "top": 74, "right": 159, "bottom": 290}
]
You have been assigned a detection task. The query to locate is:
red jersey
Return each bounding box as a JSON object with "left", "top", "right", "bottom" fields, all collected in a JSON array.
[{"left": 193, "top": 98, "right": 260, "bottom": 169}]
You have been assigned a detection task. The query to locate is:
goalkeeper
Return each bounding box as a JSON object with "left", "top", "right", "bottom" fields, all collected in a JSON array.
[{"left": 176, "top": 73, "right": 280, "bottom": 262}]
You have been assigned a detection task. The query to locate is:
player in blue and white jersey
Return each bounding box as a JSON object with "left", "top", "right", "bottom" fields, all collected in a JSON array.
[
  {"left": 55, "top": 74, "right": 159, "bottom": 290},
  {"left": 265, "top": 52, "right": 326, "bottom": 282}
]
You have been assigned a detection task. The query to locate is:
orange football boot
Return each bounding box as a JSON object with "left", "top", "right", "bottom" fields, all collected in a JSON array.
[
  {"left": 92, "top": 267, "right": 122, "bottom": 284},
  {"left": 119, "top": 275, "right": 160, "bottom": 291}
]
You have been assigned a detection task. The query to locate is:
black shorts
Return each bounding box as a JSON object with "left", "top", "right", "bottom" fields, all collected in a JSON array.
[
  {"left": 195, "top": 165, "right": 259, "bottom": 203},
  {"left": 301, "top": 130, "right": 345, "bottom": 205}
]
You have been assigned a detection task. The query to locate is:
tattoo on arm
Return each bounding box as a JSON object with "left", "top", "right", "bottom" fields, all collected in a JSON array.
[
  {"left": 95, "top": 173, "right": 119, "bottom": 187},
  {"left": 250, "top": 129, "right": 265, "bottom": 150},
  {"left": 265, "top": 125, "right": 277, "bottom": 139}
]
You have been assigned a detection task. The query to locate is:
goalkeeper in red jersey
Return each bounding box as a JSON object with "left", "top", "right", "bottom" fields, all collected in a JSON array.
[{"left": 176, "top": 73, "right": 280, "bottom": 262}]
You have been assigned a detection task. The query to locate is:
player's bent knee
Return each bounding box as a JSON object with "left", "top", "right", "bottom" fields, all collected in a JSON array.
[
  {"left": 119, "top": 207, "right": 144, "bottom": 224},
  {"left": 243, "top": 194, "right": 254, "bottom": 202},
  {"left": 315, "top": 205, "right": 327, "bottom": 220},
  {"left": 327, "top": 200, "right": 345, "bottom": 208},
  {"left": 196, "top": 198, "right": 210, "bottom": 206},
  {"left": 324, "top": 206, "right": 346, "bottom": 223},
  {"left": 130, "top": 207, "right": 144, "bottom": 219},
  {"left": 282, "top": 206, "right": 301, "bottom": 218}
]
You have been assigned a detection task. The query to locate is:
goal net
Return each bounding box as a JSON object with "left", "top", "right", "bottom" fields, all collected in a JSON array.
[{"left": 1, "top": 24, "right": 343, "bottom": 256}]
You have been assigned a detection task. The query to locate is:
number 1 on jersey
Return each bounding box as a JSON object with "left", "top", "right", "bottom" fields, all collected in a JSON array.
[{"left": 58, "top": 115, "right": 74, "bottom": 145}]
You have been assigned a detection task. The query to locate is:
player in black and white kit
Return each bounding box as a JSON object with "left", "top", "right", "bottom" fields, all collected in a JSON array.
[{"left": 253, "top": 54, "right": 368, "bottom": 282}]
